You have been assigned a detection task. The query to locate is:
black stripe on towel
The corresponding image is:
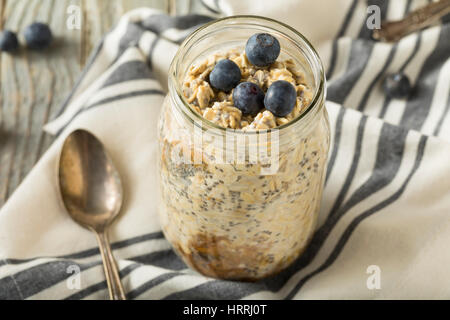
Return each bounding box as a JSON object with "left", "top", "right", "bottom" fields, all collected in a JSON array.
[
  {"left": 0, "top": 260, "right": 102, "bottom": 300},
  {"left": 141, "top": 14, "right": 214, "bottom": 34},
  {"left": 325, "top": 107, "right": 346, "bottom": 184},
  {"left": 101, "top": 60, "right": 156, "bottom": 88},
  {"left": 327, "top": 0, "right": 388, "bottom": 105},
  {"left": 327, "top": 116, "right": 368, "bottom": 215},
  {"left": 0, "top": 231, "right": 164, "bottom": 268},
  {"left": 433, "top": 92, "right": 450, "bottom": 136},
  {"left": 64, "top": 263, "right": 140, "bottom": 300},
  {"left": 379, "top": 31, "right": 423, "bottom": 118},
  {"left": 127, "top": 272, "right": 183, "bottom": 299},
  {"left": 285, "top": 135, "right": 428, "bottom": 299},
  {"left": 326, "top": 0, "right": 388, "bottom": 183},
  {"left": 55, "top": 89, "right": 165, "bottom": 136},
  {"left": 200, "top": 0, "right": 221, "bottom": 14},
  {"left": 326, "top": 0, "right": 358, "bottom": 79},
  {"left": 0, "top": 248, "right": 183, "bottom": 300},
  {"left": 399, "top": 25, "right": 450, "bottom": 131},
  {"left": 62, "top": 250, "right": 187, "bottom": 299},
  {"left": 356, "top": 0, "right": 412, "bottom": 112}
]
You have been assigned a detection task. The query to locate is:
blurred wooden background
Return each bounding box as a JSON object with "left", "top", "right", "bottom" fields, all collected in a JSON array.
[{"left": 0, "top": 0, "right": 206, "bottom": 206}]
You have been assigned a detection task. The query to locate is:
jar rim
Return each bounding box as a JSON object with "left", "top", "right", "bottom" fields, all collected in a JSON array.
[{"left": 168, "top": 15, "right": 325, "bottom": 136}]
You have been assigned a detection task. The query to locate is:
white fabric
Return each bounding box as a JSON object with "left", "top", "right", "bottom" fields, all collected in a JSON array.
[{"left": 1, "top": 0, "right": 450, "bottom": 299}]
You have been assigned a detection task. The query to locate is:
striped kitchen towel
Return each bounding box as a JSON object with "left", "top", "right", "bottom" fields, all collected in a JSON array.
[{"left": 1, "top": 0, "right": 450, "bottom": 299}]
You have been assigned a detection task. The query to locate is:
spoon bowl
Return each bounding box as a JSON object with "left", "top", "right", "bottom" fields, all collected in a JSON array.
[
  {"left": 58, "top": 129, "right": 126, "bottom": 300},
  {"left": 59, "top": 129, "right": 123, "bottom": 230}
]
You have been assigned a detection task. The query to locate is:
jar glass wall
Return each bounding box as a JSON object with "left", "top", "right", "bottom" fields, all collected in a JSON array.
[{"left": 158, "top": 16, "right": 330, "bottom": 281}]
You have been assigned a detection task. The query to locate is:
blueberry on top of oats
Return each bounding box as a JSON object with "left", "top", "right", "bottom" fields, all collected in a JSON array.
[
  {"left": 209, "top": 59, "right": 241, "bottom": 92},
  {"left": 232, "top": 82, "right": 265, "bottom": 116},
  {"left": 245, "top": 33, "right": 280, "bottom": 67},
  {"left": 264, "top": 80, "right": 297, "bottom": 117}
]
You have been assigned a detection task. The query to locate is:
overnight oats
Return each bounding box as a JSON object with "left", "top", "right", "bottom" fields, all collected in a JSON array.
[{"left": 157, "top": 16, "right": 330, "bottom": 281}]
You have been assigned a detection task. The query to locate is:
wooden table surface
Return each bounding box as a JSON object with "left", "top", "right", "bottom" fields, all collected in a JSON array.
[{"left": 0, "top": 0, "right": 204, "bottom": 206}]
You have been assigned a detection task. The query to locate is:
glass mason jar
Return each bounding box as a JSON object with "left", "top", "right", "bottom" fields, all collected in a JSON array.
[{"left": 157, "top": 16, "right": 330, "bottom": 281}]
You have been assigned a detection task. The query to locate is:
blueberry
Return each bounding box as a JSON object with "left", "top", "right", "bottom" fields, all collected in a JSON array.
[
  {"left": 232, "top": 82, "right": 265, "bottom": 115},
  {"left": 0, "top": 30, "right": 19, "bottom": 52},
  {"left": 264, "top": 80, "right": 297, "bottom": 117},
  {"left": 209, "top": 59, "right": 241, "bottom": 92},
  {"left": 383, "top": 73, "right": 411, "bottom": 98},
  {"left": 245, "top": 33, "right": 280, "bottom": 67},
  {"left": 24, "top": 22, "right": 53, "bottom": 50}
]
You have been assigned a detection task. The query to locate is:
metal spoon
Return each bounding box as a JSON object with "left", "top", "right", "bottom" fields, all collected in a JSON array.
[{"left": 58, "top": 129, "right": 126, "bottom": 300}]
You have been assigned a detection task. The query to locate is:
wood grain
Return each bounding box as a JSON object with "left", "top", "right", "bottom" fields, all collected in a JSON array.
[{"left": 0, "top": 0, "right": 177, "bottom": 206}]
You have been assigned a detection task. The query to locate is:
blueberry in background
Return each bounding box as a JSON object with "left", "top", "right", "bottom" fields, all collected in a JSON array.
[
  {"left": 209, "top": 59, "right": 241, "bottom": 92},
  {"left": 245, "top": 33, "right": 280, "bottom": 67},
  {"left": 264, "top": 80, "right": 297, "bottom": 117},
  {"left": 24, "top": 22, "right": 53, "bottom": 50},
  {"left": 383, "top": 73, "right": 411, "bottom": 98},
  {"left": 233, "top": 82, "right": 265, "bottom": 115},
  {"left": 0, "top": 30, "right": 19, "bottom": 52}
]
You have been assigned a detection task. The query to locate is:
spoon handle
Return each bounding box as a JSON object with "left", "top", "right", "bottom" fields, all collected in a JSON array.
[
  {"left": 95, "top": 231, "right": 127, "bottom": 300},
  {"left": 372, "top": 0, "right": 450, "bottom": 42}
]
